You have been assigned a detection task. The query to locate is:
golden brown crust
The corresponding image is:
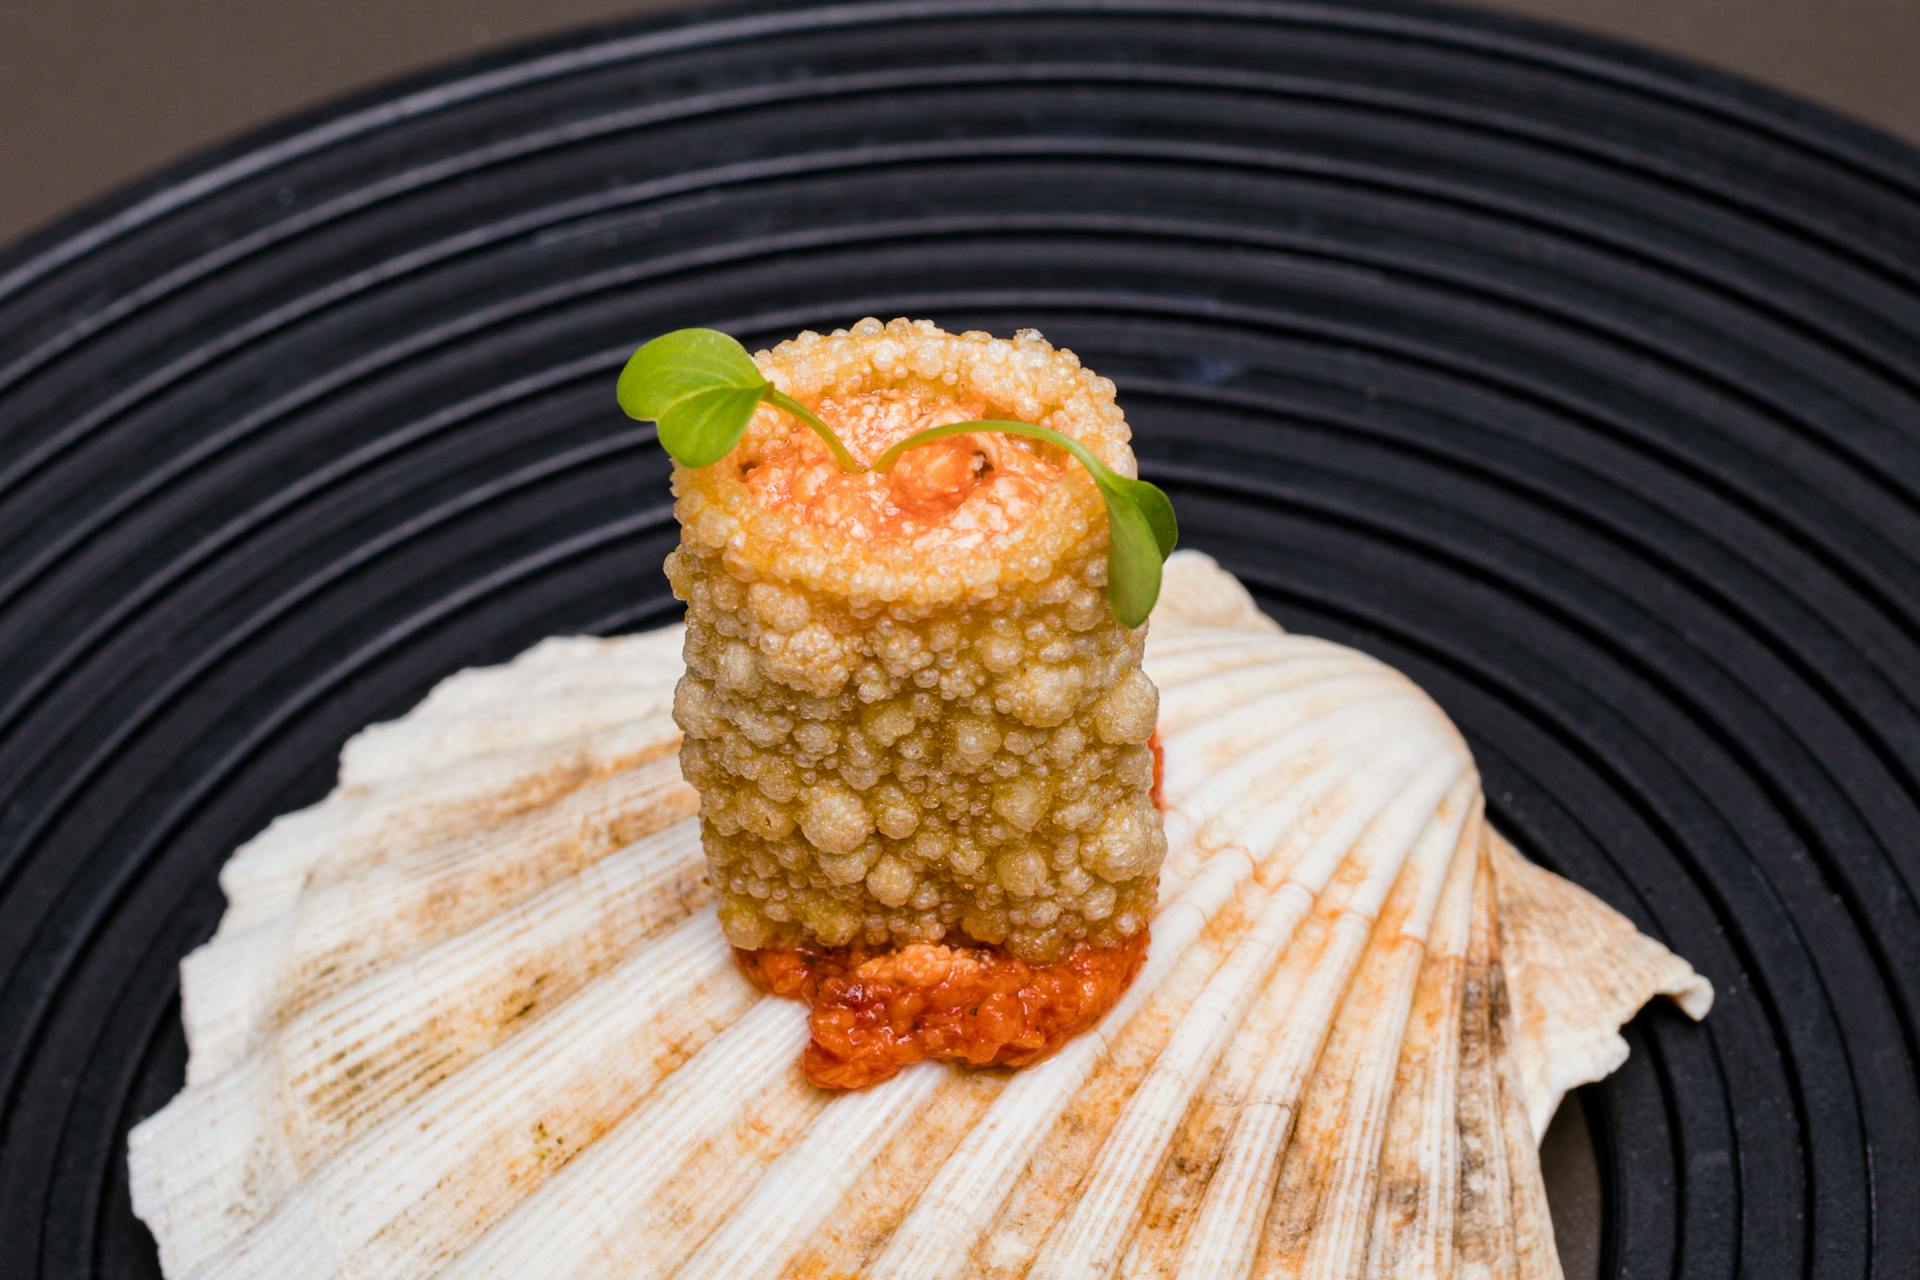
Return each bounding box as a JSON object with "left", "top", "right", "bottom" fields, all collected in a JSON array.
[
  {"left": 669, "top": 317, "right": 1130, "bottom": 614},
  {"left": 668, "top": 319, "right": 1166, "bottom": 962}
]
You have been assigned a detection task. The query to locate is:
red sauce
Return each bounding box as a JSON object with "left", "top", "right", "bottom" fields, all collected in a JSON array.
[
  {"left": 739, "top": 930, "right": 1150, "bottom": 1090},
  {"left": 741, "top": 388, "right": 1062, "bottom": 549},
  {"left": 1150, "top": 730, "right": 1165, "bottom": 811},
  {"left": 741, "top": 739, "right": 1167, "bottom": 1090}
]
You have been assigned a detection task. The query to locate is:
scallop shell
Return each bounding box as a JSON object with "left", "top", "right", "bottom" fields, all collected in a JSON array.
[{"left": 128, "top": 551, "right": 1710, "bottom": 1279}]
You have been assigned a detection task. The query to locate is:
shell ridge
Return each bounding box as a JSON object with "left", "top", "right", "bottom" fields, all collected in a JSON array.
[
  {"left": 339, "top": 628, "right": 683, "bottom": 784},
  {"left": 1150, "top": 660, "right": 1408, "bottom": 752},
  {"left": 868, "top": 734, "right": 1414, "bottom": 1280},
  {"left": 341, "top": 630, "right": 682, "bottom": 770},
  {"left": 1491, "top": 961, "right": 1565, "bottom": 1279},
  {"left": 172, "top": 816, "right": 711, "bottom": 1192},
  {"left": 339, "top": 686, "right": 680, "bottom": 789},
  {"left": 1364, "top": 819, "right": 1484, "bottom": 1278},
  {"left": 1451, "top": 849, "right": 1519, "bottom": 1276},
  {"left": 1023, "top": 737, "right": 1450, "bottom": 1279},
  {"left": 1286, "top": 943, "right": 1429, "bottom": 1280},
  {"left": 440, "top": 997, "right": 815, "bottom": 1280},
  {"left": 1173, "top": 761, "right": 1471, "bottom": 1278},
  {"left": 1169, "top": 697, "right": 1441, "bottom": 862},
  {"left": 1268, "top": 795, "right": 1486, "bottom": 1278},
  {"left": 183, "top": 768, "right": 696, "bottom": 1081},
  {"left": 668, "top": 1064, "right": 945, "bottom": 1279},
  {"left": 1170, "top": 684, "right": 1433, "bottom": 832},
  {"left": 866, "top": 819, "right": 1256, "bottom": 1278},
  {"left": 213, "top": 714, "right": 683, "bottom": 936},
  {"left": 298, "top": 734, "right": 688, "bottom": 898}
]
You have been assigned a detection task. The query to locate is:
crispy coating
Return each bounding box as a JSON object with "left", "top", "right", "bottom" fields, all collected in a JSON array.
[{"left": 667, "top": 318, "right": 1165, "bottom": 962}]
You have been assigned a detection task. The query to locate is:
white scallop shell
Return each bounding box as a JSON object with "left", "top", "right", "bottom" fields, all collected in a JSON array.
[{"left": 128, "top": 551, "right": 1710, "bottom": 1279}]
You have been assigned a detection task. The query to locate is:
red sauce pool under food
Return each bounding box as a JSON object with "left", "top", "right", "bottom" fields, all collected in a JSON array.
[
  {"left": 740, "top": 733, "right": 1169, "bottom": 1091},
  {"left": 738, "top": 930, "right": 1151, "bottom": 1090}
]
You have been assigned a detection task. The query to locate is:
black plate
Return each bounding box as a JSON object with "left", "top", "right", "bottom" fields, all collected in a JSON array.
[{"left": 2, "top": 2, "right": 1916, "bottom": 1275}]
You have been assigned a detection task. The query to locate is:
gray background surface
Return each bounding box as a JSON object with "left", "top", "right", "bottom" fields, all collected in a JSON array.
[{"left": 4, "top": 2, "right": 1896, "bottom": 1275}]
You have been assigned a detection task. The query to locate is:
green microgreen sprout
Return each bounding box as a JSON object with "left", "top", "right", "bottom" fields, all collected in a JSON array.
[
  {"left": 617, "top": 328, "right": 1177, "bottom": 626},
  {"left": 616, "top": 327, "right": 861, "bottom": 471}
]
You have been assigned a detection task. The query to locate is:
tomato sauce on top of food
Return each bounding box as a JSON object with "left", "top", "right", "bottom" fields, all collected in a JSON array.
[{"left": 741, "top": 388, "right": 1063, "bottom": 548}]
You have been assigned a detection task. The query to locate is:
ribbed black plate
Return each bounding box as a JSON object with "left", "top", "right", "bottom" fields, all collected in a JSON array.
[{"left": 1, "top": 1, "right": 1916, "bottom": 1275}]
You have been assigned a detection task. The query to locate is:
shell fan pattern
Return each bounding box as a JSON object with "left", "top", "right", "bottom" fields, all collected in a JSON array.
[{"left": 128, "top": 552, "right": 1710, "bottom": 1279}]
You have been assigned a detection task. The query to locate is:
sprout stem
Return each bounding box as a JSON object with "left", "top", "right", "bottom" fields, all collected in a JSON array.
[
  {"left": 763, "top": 388, "right": 865, "bottom": 473},
  {"left": 873, "top": 419, "right": 1106, "bottom": 480}
]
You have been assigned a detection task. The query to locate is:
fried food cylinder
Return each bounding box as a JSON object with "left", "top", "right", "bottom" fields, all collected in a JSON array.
[{"left": 665, "top": 318, "right": 1165, "bottom": 963}]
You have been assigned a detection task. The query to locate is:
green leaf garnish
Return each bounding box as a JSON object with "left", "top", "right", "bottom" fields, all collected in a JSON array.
[
  {"left": 873, "top": 420, "right": 1178, "bottom": 628},
  {"left": 616, "top": 328, "right": 860, "bottom": 471},
  {"left": 618, "top": 329, "right": 1178, "bottom": 627}
]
